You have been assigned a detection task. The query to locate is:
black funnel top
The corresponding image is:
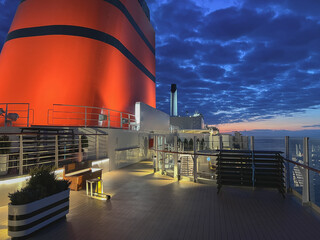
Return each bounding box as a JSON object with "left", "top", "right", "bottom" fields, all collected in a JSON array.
[{"left": 171, "top": 84, "right": 177, "bottom": 93}]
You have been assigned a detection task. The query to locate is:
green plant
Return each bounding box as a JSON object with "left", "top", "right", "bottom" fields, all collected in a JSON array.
[
  {"left": 0, "top": 135, "right": 10, "bottom": 154},
  {"left": 8, "top": 165, "right": 70, "bottom": 205}
]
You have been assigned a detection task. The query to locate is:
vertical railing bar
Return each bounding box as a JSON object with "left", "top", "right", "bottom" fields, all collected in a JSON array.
[
  {"left": 96, "top": 133, "right": 99, "bottom": 160},
  {"left": 19, "top": 135, "right": 23, "bottom": 175},
  {"left": 302, "top": 137, "right": 310, "bottom": 205},
  {"left": 193, "top": 136, "right": 198, "bottom": 183},
  {"left": 108, "top": 110, "right": 110, "bottom": 128},
  {"left": 285, "top": 136, "right": 290, "bottom": 192},
  {"left": 155, "top": 135, "right": 159, "bottom": 171},
  {"left": 55, "top": 135, "right": 59, "bottom": 168},
  {"left": 27, "top": 103, "right": 30, "bottom": 127},
  {"left": 84, "top": 107, "right": 87, "bottom": 127},
  {"left": 250, "top": 136, "right": 255, "bottom": 189},
  {"left": 161, "top": 136, "right": 165, "bottom": 175},
  {"left": 174, "top": 135, "right": 178, "bottom": 179},
  {"left": 5, "top": 103, "right": 8, "bottom": 127},
  {"left": 120, "top": 113, "right": 123, "bottom": 129},
  {"left": 78, "top": 135, "right": 82, "bottom": 162}
]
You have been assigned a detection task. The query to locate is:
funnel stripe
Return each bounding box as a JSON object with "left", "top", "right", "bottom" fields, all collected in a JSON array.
[
  {"left": 6, "top": 25, "right": 156, "bottom": 83},
  {"left": 19, "top": 0, "right": 155, "bottom": 54}
]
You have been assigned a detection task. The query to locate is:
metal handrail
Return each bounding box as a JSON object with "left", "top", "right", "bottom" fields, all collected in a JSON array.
[
  {"left": 0, "top": 132, "right": 109, "bottom": 177},
  {"left": 0, "top": 103, "right": 33, "bottom": 127},
  {"left": 48, "top": 104, "right": 136, "bottom": 129},
  {"left": 284, "top": 157, "right": 320, "bottom": 174}
]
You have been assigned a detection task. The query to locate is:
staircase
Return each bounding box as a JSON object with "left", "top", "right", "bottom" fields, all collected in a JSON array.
[{"left": 180, "top": 154, "right": 193, "bottom": 176}]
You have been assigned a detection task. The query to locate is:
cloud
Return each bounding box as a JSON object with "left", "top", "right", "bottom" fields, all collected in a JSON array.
[
  {"left": 148, "top": 0, "right": 320, "bottom": 125},
  {"left": 0, "top": 0, "right": 19, "bottom": 52},
  {"left": 303, "top": 124, "right": 320, "bottom": 128}
]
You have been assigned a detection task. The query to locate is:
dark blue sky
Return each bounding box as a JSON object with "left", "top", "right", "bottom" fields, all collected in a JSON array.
[{"left": 1, "top": 0, "right": 320, "bottom": 132}]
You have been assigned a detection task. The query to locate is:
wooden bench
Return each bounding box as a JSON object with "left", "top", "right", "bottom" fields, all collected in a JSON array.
[{"left": 63, "top": 161, "right": 102, "bottom": 191}]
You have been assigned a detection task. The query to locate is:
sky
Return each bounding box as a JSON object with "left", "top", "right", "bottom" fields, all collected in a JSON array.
[{"left": 1, "top": 0, "right": 320, "bottom": 135}]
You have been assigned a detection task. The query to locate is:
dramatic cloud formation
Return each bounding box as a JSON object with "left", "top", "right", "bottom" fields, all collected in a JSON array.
[
  {"left": 0, "top": 0, "right": 19, "bottom": 51},
  {"left": 0, "top": 0, "right": 319, "bottom": 129},
  {"left": 147, "top": 0, "right": 320, "bottom": 126}
]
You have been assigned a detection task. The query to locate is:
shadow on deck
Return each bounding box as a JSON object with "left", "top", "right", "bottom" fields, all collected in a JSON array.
[{"left": 2, "top": 160, "right": 320, "bottom": 240}]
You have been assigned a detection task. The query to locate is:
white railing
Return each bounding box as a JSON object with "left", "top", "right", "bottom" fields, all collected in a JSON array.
[
  {"left": 0, "top": 103, "right": 33, "bottom": 127},
  {"left": 151, "top": 135, "right": 320, "bottom": 210},
  {"left": 0, "top": 132, "right": 108, "bottom": 177},
  {"left": 47, "top": 104, "right": 136, "bottom": 130}
]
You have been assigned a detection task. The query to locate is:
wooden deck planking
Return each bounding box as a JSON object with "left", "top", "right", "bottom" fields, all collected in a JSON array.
[{"left": 1, "top": 160, "right": 320, "bottom": 240}]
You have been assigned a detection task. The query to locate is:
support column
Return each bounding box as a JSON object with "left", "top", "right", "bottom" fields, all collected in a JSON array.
[
  {"left": 96, "top": 134, "right": 99, "bottom": 160},
  {"left": 173, "top": 136, "right": 178, "bottom": 179},
  {"left": 105, "top": 134, "right": 109, "bottom": 158},
  {"left": 155, "top": 135, "right": 159, "bottom": 171},
  {"left": 250, "top": 136, "right": 254, "bottom": 151},
  {"left": 302, "top": 137, "right": 310, "bottom": 205},
  {"left": 161, "top": 136, "right": 165, "bottom": 175},
  {"left": 193, "top": 136, "right": 198, "bottom": 183},
  {"left": 219, "top": 135, "right": 223, "bottom": 150},
  {"left": 251, "top": 136, "right": 255, "bottom": 188},
  {"left": 55, "top": 135, "right": 59, "bottom": 169},
  {"left": 78, "top": 135, "right": 82, "bottom": 162},
  {"left": 19, "top": 135, "right": 23, "bottom": 175},
  {"left": 285, "top": 136, "right": 290, "bottom": 192}
]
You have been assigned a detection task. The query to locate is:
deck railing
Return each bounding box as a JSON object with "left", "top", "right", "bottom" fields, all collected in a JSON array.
[
  {"left": 47, "top": 104, "right": 136, "bottom": 130},
  {"left": 0, "top": 103, "right": 33, "bottom": 127},
  {"left": 0, "top": 132, "right": 108, "bottom": 177},
  {"left": 151, "top": 135, "right": 320, "bottom": 210}
]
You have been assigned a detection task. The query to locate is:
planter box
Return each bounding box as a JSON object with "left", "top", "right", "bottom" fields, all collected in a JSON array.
[{"left": 8, "top": 189, "right": 70, "bottom": 239}]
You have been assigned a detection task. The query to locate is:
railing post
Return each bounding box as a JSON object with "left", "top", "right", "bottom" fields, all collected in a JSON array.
[
  {"left": 78, "top": 135, "right": 82, "bottom": 161},
  {"left": 285, "top": 136, "right": 290, "bottom": 192},
  {"left": 19, "top": 135, "right": 23, "bottom": 175},
  {"left": 105, "top": 135, "right": 109, "bottom": 158},
  {"left": 219, "top": 135, "right": 223, "bottom": 150},
  {"left": 85, "top": 107, "right": 87, "bottom": 127},
  {"left": 173, "top": 135, "right": 178, "bottom": 179},
  {"left": 27, "top": 103, "right": 30, "bottom": 127},
  {"left": 193, "top": 136, "right": 198, "bottom": 182},
  {"left": 55, "top": 135, "right": 59, "bottom": 169},
  {"left": 251, "top": 136, "right": 255, "bottom": 188},
  {"left": 96, "top": 134, "right": 99, "bottom": 160},
  {"left": 108, "top": 110, "right": 110, "bottom": 128},
  {"left": 5, "top": 103, "right": 8, "bottom": 127},
  {"left": 250, "top": 136, "right": 254, "bottom": 151},
  {"left": 154, "top": 135, "right": 158, "bottom": 172},
  {"left": 161, "top": 136, "right": 165, "bottom": 175},
  {"left": 120, "top": 113, "right": 123, "bottom": 129},
  {"left": 302, "top": 137, "right": 310, "bottom": 205}
]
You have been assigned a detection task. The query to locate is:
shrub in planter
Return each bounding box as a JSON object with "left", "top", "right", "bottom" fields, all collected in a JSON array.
[
  {"left": 9, "top": 165, "right": 70, "bottom": 205},
  {"left": 8, "top": 166, "right": 71, "bottom": 238}
]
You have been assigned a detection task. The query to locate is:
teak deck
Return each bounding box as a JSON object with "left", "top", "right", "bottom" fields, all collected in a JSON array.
[{"left": 1, "top": 160, "right": 320, "bottom": 240}]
